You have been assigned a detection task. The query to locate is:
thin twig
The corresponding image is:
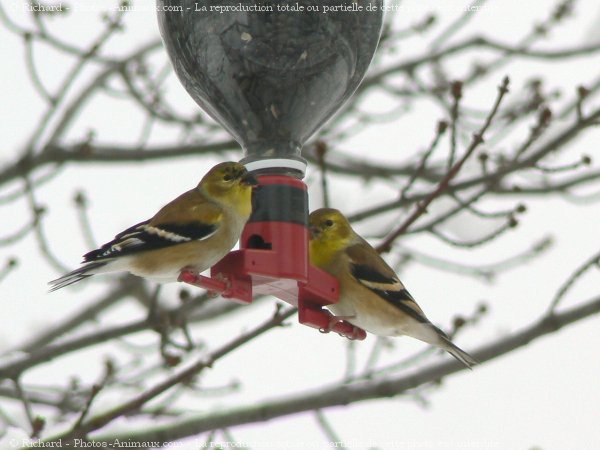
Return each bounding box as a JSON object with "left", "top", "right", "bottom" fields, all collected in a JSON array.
[
  {"left": 24, "top": 33, "right": 54, "bottom": 104},
  {"left": 23, "top": 174, "right": 68, "bottom": 272},
  {"left": 0, "top": 2, "right": 117, "bottom": 63},
  {"left": 428, "top": 0, "right": 488, "bottom": 50},
  {"left": 74, "top": 190, "right": 97, "bottom": 249},
  {"left": 430, "top": 217, "right": 516, "bottom": 248},
  {"left": 400, "top": 120, "right": 448, "bottom": 200},
  {"left": 88, "top": 296, "right": 600, "bottom": 444},
  {"left": 547, "top": 250, "right": 600, "bottom": 314},
  {"left": 361, "top": 337, "right": 388, "bottom": 376},
  {"left": 13, "top": 377, "right": 44, "bottom": 438},
  {"left": 15, "top": 277, "right": 145, "bottom": 353},
  {"left": 535, "top": 155, "right": 590, "bottom": 173},
  {"left": 314, "top": 410, "right": 342, "bottom": 444},
  {"left": 0, "top": 288, "right": 234, "bottom": 378},
  {"left": 0, "top": 218, "right": 38, "bottom": 247},
  {"left": 71, "top": 361, "right": 114, "bottom": 435},
  {"left": 47, "top": 307, "right": 295, "bottom": 440},
  {"left": 448, "top": 81, "right": 463, "bottom": 169},
  {"left": 23, "top": 8, "right": 129, "bottom": 158},
  {"left": 349, "top": 105, "right": 600, "bottom": 226},
  {"left": 343, "top": 340, "right": 357, "bottom": 381},
  {"left": 0, "top": 258, "right": 18, "bottom": 284},
  {"left": 377, "top": 76, "right": 510, "bottom": 252},
  {"left": 400, "top": 236, "right": 553, "bottom": 281}
]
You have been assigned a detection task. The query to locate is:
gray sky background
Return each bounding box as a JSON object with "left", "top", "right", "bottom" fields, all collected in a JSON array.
[{"left": 1, "top": 0, "right": 599, "bottom": 449}]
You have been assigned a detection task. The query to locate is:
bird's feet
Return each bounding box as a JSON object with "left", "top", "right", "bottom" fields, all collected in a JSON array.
[
  {"left": 178, "top": 269, "right": 228, "bottom": 297},
  {"left": 320, "top": 314, "right": 366, "bottom": 340},
  {"left": 178, "top": 268, "right": 252, "bottom": 303},
  {"left": 319, "top": 314, "right": 356, "bottom": 332}
]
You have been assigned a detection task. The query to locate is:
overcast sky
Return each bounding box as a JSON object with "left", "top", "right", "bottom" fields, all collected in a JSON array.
[{"left": 1, "top": 0, "right": 599, "bottom": 449}]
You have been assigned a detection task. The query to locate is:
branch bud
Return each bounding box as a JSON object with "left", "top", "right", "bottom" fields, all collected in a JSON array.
[
  {"left": 437, "top": 120, "right": 448, "bottom": 134},
  {"left": 451, "top": 80, "right": 463, "bottom": 100}
]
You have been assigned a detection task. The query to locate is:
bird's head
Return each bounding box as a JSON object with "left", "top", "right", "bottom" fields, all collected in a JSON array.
[
  {"left": 200, "top": 162, "right": 258, "bottom": 215},
  {"left": 309, "top": 208, "right": 354, "bottom": 267}
]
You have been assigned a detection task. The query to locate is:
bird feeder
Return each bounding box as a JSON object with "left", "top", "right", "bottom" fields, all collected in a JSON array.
[{"left": 157, "top": 0, "right": 383, "bottom": 339}]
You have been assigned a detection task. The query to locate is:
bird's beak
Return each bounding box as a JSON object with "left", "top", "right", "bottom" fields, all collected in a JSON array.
[
  {"left": 240, "top": 172, "right": 259, "bottom": 187},
  {"left": 309, "top": 225, "right": 321, "bottom": 239}
]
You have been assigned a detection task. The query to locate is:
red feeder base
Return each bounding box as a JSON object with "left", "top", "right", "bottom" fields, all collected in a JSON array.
[
  {"left": 177, "top": 174, "right": 366, "bottom": 341},
  {"left": 178, "top": 257, "right": 366, "bottom": 341}
]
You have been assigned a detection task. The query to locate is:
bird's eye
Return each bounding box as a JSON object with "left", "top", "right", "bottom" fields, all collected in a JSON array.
[
  {"left": 324, "top": 219, "right": 334, "bottom": 227},
  {"left": 223, "top": 174, "right": 233, "bottom": 182}
]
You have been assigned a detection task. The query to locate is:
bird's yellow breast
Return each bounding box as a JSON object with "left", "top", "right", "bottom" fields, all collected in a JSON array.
[{"left": 309, "top": 237, "right": 347, "bottom": 269}]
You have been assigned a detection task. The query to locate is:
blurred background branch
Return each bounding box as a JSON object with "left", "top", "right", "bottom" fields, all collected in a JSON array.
[{"left": 0, "top": 0, "right": 598, "bottom": 448}]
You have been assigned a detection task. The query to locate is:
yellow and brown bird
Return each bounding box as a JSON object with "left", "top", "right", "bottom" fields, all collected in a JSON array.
[
  {"left": 49, "top": 162, "right": 257, "bottom": 290},
  {"left": 309, "top": 208, "right": 477, "bottom": 368}
]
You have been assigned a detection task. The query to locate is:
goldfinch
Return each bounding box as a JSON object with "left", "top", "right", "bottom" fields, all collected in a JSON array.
[
  {"left": 309, "top": 208, "right": 477, "bottom": 368},
  {"left": 49, "top": 162, "right": 257, "bottom": 291}
]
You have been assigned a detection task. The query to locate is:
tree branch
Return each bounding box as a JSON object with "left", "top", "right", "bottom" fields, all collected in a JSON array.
[
  {"left": 44, "top": 307, "right": 296, "bottom": 442},
  {"left": 376, "top": 76, "right": 510, "bottom": 252},
  {"left": 361, "top": 36, "right": 600, "bottom": 90},
  {"left": 89, "top": 296, "right": 600, "bottom": 445}
]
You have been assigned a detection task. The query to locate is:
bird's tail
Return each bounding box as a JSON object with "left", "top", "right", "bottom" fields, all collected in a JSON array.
[
  {"left": 407, "top": 322, "right": 479, "bottom": 369},
  {"left": 48, "top": 261, "right": 109, "bottom": 292},
  {"left": 437, "top": 333, "right": 479, "bottom": 369}
]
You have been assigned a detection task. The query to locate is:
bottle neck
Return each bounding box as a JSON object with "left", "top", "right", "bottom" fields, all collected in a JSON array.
[{"left": 241, "top": 157, "right": 307, "bottom": 178}]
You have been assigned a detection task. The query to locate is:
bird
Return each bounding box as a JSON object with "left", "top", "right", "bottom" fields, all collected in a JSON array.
[
  {"left": 49, "top": 162, "right": 258, "bottom": 291},
  {"left": 308, "top": 208, "right": 478, "bottom": 368}
]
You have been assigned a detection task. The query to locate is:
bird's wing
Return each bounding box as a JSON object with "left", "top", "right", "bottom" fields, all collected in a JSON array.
[
  {"left": 345, "top": 240, "right": 429, "bottom": 324},
  {"left": 83, "top": 195, "right": 222, "bottom": 262},
  {"left": 149, "top": 188, "right": 222, "bottom": 225}
]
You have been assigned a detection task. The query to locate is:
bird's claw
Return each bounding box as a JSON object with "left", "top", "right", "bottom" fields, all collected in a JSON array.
[
  {"left": 178, "top": 269, "right": 228, "bottom": 296},
  {"left": 320, "top": 315, "right": 366, "bottom": 340}
]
